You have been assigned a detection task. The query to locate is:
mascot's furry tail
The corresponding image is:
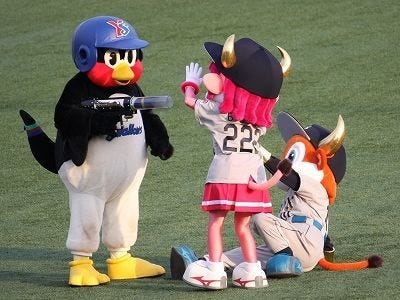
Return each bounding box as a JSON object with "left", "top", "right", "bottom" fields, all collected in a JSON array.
[
  {"left": 318, "top": 255, "right": 383, "bottom": 271},
  {"left": 19, "top": 110, "right": 58, "bottom": 174}
]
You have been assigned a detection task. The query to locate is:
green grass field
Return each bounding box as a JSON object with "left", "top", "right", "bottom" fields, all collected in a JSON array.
[{"left": 1, "top": 0, "right": 399, "bottom": 298}]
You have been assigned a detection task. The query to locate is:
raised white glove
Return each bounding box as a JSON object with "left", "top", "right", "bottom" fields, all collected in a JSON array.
[{"left": 185, "top": 62, "right": 202, "bottom": 86}]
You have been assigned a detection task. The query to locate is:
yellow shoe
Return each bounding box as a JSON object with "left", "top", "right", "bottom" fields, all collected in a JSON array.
[
  {"left": 69, "top": 259, "right": 110, "bottom": 287},
  {"left": 107, "top": 253, "right": 165, "bottom": 280}
]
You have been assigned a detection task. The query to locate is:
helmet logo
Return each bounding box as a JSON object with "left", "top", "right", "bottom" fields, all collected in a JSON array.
[{"left": 106, "top": 19, "right": 130, "bottom": 38}]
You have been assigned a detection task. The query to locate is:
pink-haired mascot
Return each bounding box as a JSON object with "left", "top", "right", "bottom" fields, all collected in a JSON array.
[{"left": 179, "top": 35, "right": 291, "bottom": 289}]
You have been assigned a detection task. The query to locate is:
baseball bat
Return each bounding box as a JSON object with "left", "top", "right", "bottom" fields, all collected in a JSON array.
[{"left": 81, "top": 95, "right": 173, "bottom": 111}]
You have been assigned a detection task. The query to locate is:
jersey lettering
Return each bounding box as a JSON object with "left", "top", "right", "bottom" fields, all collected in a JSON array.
[{"left": 222, "top": 123, "right": 261, "bottom": 153}]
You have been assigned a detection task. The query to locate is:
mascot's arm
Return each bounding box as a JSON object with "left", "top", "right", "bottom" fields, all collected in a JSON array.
[
  {"left": 249, "top": 158, "right": 292, "bottom": 190},
  {"left": 55, "top": 78, "right": 121, "bottom": 137},
  {"left": 133, "top": 84, "right": 173, "bottom": 160},
  {"left": 141, "top": 110, "right": 174, "bottom": 160},
  {"left": 265, "top": 156, "right": 300, "bottom": 190},
  {"left": 54, "top": 79, "right": 91, "bottom": 166},
  {"left": 54, "top": 78, "right": 92, "bottom": 136},
  {"left": 54, "top": 77, "right": 120, "bottom": 166}
]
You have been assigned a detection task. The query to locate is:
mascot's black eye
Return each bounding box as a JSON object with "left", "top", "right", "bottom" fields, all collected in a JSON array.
[
  {"left": 104, "top": 50, "right": 120, "bottom": 67},
  {"left": 285, "top": 142, "right": 306, "bottom": 163},
  {"left": 125, "top": 50, "right": 137, "bottom": 67},
  {"left": 288, "top": 150, "right": 296, "bottom": 161}
]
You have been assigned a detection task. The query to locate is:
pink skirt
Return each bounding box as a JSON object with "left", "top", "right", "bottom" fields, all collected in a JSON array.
[{"left": 202, "top": 182, "right": 272, "bottom": 213}]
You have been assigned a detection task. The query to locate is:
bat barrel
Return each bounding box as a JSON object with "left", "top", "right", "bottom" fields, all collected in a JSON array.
[{"left": 131, "top": 96, "right": 173, "bottom": 109}]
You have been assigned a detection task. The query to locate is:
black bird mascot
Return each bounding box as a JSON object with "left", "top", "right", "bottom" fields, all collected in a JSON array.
[{"left": 20, "top": 16, "right": 173, "bottom": 287}]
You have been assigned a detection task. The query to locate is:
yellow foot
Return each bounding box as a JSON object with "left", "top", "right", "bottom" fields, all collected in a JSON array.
[
  {"left": 69, "top": 259, "right": 110, "bottom": 287},
  {"left": 107, "top": 253, "right": 165, "bottom": 280}
]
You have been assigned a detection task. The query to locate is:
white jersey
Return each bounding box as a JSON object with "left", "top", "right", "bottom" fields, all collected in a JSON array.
[{"left": 195, "top": 99, "right": 267, "bottom": 184}]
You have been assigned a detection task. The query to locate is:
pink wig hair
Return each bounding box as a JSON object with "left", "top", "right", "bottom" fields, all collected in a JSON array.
[{"left": 217, "top": 73, "right": 278, "bottom": 128}]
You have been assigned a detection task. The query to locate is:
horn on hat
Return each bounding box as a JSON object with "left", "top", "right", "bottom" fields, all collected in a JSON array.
[
  {"left": 221, "top": 34, "right": 236, "bottom": 68},
  {"left": 318, "top": 115, "right": 346, "bottom": 156},
  {"left": 276, "top": 46, "right": 292, "bottom": 78}
]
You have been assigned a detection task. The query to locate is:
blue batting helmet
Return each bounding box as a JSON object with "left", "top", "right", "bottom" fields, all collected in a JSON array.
[{"left": 72, "top": 16, "right": 149, "bottom": 72}]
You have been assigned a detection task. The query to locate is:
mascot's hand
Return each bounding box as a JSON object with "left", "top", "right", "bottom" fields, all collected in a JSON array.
[
  {"left": 180, "top": 62, "right": 202, "bottom": 96},
  {"left": 151, "top": 142, "right": 174, "bottom": 160},
  {"left": 186, "top": 62, "right": 202, "bottom": 87},
  {"left": 90, "top": 110, "right": 121, "bottom": 136},
  {"left": 277, "top": 158, "right": 292, "bottom": 175},
  {"left": 159, "top": 143, "right": 174, "bottom": 160}
]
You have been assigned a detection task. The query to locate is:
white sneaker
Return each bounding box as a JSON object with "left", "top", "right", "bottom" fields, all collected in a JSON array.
[
  {"left": 183, "top": 260, "right": 227, "bottom": 290},
  {"left": 232, "top": 261, "right": 268, "bottom": 288}
]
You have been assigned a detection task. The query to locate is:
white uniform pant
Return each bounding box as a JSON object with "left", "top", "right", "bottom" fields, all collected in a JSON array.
[
  {"left": 65, "top": 180, "right": 140, "bottom": 257},
  {"left": 222, "top": 213, "right": 325, "bottom": 272},
  {"left": 59, "top": 151, "right": 147, "bottom": 257}
]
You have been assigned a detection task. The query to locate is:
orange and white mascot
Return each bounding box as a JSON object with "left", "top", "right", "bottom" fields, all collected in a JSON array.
[{"left": 247, "top": 111, "right": 383, "bottom": 276}]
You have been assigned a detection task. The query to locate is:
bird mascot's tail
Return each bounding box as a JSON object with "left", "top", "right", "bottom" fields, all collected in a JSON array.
[
  {"left": 318, "top": 255, "right": 383, "bottom": 271},
  {"left": 19, "top": 110, "right": 58, "bottom": 174}
]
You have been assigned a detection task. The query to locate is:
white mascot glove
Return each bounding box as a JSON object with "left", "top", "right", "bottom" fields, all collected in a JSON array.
[
  {"left": 186, "top": 62, "right": 202, "bottom": 86},
  {"left": 180, "top": 62, "right": 202, "bottom": 95}
]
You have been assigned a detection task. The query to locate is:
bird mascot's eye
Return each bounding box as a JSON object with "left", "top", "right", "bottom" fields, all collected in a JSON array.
[
  {"left": 104, "top": 50, "right": 121, "bottom": 67},
  {"left": 125, "top": 50, "right": 137, "bottom": 66},
  {"left": 286, "top": 142, "right": 306, "bottom": 163}
]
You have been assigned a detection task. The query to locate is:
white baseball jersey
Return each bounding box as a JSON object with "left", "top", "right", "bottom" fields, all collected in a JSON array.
[
  {"left": 194, "top": 99, "right": 267, "bottom": 184},
  {"left": 280, "top": 173, "right": 329, "bottom": 235}
]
